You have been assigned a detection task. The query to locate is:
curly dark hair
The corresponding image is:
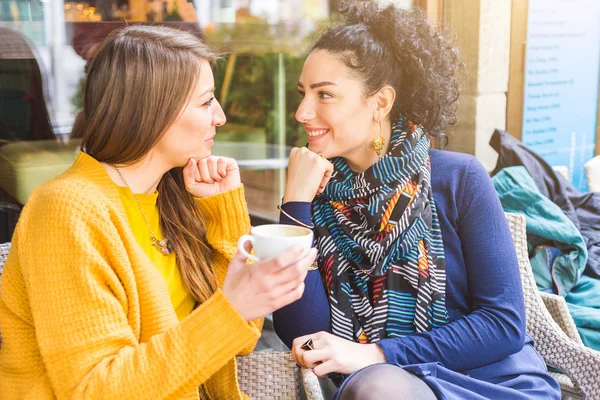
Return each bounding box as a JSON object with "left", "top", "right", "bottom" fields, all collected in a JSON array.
[{"left": 311, "top": 1, "right": 462, "bottom": 145}]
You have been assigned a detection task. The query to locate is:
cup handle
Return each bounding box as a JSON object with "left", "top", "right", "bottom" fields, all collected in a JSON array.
[{"left": 237, "top": 235, "right": 259, "bottom": 262}]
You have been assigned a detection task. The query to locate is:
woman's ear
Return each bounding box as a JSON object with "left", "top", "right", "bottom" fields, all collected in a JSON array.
[{"left": 374, "top": 85, "right": 396, "bottom": 121}]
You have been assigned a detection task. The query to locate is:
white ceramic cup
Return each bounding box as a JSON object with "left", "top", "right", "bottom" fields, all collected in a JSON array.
[{"left": 237, "top": 224, "right": 313, "bottom": 262}]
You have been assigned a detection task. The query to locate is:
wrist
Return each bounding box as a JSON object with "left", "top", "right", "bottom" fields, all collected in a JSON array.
[
  {"left": 222, "top": 182, "right": 242, "bottom": 193},
  {"left": 283, "top": 190, "right": 313, "bottom": 203},
  {"left": 367, "top": 343, "right": 387, "bottom": 364}
]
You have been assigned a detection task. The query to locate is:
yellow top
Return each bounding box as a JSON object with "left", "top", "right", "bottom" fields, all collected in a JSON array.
[
  {"left": 0, "top": 152, "right": 263, "bottom": 400},
  {"left": 116, "top": 186, "right": 195, "bottom": 321}
]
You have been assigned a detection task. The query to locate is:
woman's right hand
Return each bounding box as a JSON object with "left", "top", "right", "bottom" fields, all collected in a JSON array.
[
  {"left": 284, "top": 147, "right": 334, "bottom": 203},
  {"left": 222, "top": 246, "right": 318, "bottom": 321}
]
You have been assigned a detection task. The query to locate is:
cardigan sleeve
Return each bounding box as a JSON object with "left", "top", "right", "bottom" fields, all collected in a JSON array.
[
  {"left": 272, "top": 201, "right": 331, "bottom": 349},
  {"left": 377, "top": 158, "right": 526, "bottom": 372},
  {"left": 195, "top": 185, "right": 264, "bottom": 351},
  {"left": 195, "top": 185, "right": 252, "bottom": 254},
  {"left": 17, "top": 186, "right": 260, "bottom": 400}
]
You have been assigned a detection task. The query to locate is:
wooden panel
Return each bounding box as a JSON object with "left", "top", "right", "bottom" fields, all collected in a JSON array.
[
  {"left": 415, "top": 0, "right": 444, "bottom": 24},
  {"left": 597, "top": 86, "right": 600, "bottom": 156},
  {"left": 506, "top": 0, "right": 529, "bottom": 140}
]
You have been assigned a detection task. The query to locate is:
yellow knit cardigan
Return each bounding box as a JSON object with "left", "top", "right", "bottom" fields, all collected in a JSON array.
[{"left": 0, "top": 152, "right": 263, "bottom": 399}]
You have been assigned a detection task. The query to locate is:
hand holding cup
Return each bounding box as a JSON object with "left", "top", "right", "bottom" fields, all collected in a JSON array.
[{"left": 222, "top": 225, "right": 316, "bottom": 321}]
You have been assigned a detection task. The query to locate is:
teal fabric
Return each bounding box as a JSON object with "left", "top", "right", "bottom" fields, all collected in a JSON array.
[
  {"left": 492, "top": 167, "right": 587, "bottom": 295},
  {"left": 566, "top": 275, "right": 600, "bottom": 350}
]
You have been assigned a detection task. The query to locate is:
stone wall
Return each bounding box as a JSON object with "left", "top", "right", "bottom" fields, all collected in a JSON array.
[{"left": 443, "top": 0, "right": 512, "bottom": 171}]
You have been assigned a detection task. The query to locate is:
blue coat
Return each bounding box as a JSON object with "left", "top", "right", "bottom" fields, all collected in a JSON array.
[{"left": 274, "top": 150, "right": 560, "bottom": 399}]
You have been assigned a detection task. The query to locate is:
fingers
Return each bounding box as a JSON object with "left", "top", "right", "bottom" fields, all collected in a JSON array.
[
  {"left": 221, "top": 156, "right": 239, "bottom": 173},
  {"left": 217, "top": 157, "right": 227, "bottom": 177},
  {"left": 291, "top": 346, "right": 299, "bottom": 366},
  {"left": 273, "top": 282, "right": 305, "bottom": 310},
  {"left": 315, "top": 154, "right": 333, "bottom": 195},
  {"left": 269, "top": 267, "right": 309, "bottom": 299},
  {"left": 196, "top": 156, "right": 237, "bottom": 184},
  {"left": 232, "top": 248, "right": 251, "bottom": 264},
  {"left": 320, "top": 159, "right": 333, "bottom": 183},
  {"left": 266, "top": 248, "right": 316, "bottom": 288},
  {"left": 183, "top": 158, "right": 200, "bottom": 189},
  {"left": 292, "top": 331, "right": 328, "bottom": 367},
  {"left": 291, "top": 333, "right": 312, "bottom": 366},
  {"left": 207, "top": 158, "right": 223, "bottom": 182},
  {"left": 194, "top": 159, "right": 202, "bottom": 182},
  {"left": 197, "top": 158, "right": 213, "bottom": 183},
  {"left": 228, "top": 250, "right": 250, "bottom": 278},
  {"left": 198, "top": 158, "right": 218, "bottom": 184},
  {"left": 293, "top": 332, "right": 333, "bottom": 372},
  {"left": 292, "top": 333, "right": 315, "bottom": 351},
  {"left": 296, "top": 347, "right": 307, "bottom": 368},
  {"left": 259, "top": 246, "right": 305, "bottom": 273},
  {"left": 316, "top": 173, "right": 331, "bottom": 195},
  {"left": 302, "top": 348, "right": 329, "bottom": 369},
  {"left": 242, "top": 239, "right": 253, "bottom": 254},
  {"left": 312, "top": 360, "right": 336, "bottom": 377},
  {"left": 289, "top": 147, "right": 300, "bottom": 162}
]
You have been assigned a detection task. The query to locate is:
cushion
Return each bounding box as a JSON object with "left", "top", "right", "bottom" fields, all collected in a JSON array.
[
  {"left": 0, "top": 139, "right": 82, "bottom": 204},
  {"left": 584, "top": 155, "right": 600, "bottom": 193}
]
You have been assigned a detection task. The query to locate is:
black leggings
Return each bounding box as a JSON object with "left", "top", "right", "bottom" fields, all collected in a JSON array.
[{"left": 333, "top": 364, "right": 438, "bottom": 400}]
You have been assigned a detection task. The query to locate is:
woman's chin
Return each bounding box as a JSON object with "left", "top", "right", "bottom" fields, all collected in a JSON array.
[
  {"left": 308, "top": 145, "right": 335, "bottom": 159},
  {"left": 181, "top": 150, "right": 210, "bottom": 166},
  {"left": 307, "top": 143, "right": 321, "bottom": 153},
  {"left": 196, "top": 150, "right": 211, "bottom": 159}
]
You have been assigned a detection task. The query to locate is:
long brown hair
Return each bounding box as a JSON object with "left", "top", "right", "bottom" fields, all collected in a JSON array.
[{"left": 82, "top": 25, "right": 219, "bottom": 303}]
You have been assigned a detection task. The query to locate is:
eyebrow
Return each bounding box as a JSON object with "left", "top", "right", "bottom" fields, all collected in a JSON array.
[
  {"left": 297, "top": 81, "right": 337, "bottom": 89},
  {"left": 196, "top": 87, "right": 216, "bottom": 98}
]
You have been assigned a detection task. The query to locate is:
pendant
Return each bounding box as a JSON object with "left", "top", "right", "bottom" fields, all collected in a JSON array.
[{"left": 151, "top": 236, "right": 171, "bottom": 256}]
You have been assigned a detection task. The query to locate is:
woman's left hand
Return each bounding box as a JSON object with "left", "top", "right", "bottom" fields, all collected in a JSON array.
[
  {"left": 183, "top": 156, "right": 241, "bottom": 198},
  {"left": 291, "top": 331, "right": 387, "bottom": 377}
]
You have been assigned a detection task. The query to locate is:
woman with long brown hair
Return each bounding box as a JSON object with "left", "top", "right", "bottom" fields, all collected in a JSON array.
[{"left": 0, "top": 25, "right": 316, "bottom": 399}]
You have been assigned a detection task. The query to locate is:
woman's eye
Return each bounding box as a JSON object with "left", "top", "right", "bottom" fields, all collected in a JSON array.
[
  {"left": 319, "top": 91, "right": 332, "bottom": 99},
  {"left": 203, "top": 97, "right": 215, "bottom": 107},
  {"left": 298, "top": 91, "right": 305, "bottom": 99}
]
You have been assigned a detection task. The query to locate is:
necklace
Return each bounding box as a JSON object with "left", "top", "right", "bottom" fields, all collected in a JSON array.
[{"left": 114, "top": 166, "right": 171, "bottom": 256}]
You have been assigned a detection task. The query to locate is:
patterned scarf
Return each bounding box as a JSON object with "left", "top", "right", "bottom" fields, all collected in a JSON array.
[{"left": 312, "top": 116, "right": 448, "bottom": 343}]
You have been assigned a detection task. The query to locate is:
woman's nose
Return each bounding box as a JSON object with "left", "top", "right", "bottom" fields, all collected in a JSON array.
[
  {"left": 295, "top": 98, "right": 316, "bottom": 123},
  {"left": 213, "top": 99, "right": 226, "bottom": 126}
]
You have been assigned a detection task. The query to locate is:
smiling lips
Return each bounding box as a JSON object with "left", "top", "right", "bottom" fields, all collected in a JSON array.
[{"left": 306, "top": 128, "right": 329, "bottom": 142}]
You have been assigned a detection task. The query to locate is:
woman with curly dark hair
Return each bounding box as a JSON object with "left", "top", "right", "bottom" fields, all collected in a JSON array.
[{"left": 273, "top": 1, "right": 561, "bottom": 399}]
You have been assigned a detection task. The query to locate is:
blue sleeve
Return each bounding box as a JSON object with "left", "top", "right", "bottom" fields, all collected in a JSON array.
[
  {"left": 272, "top": 202, "right": 331, "bottom": 349},
  {"left": 377, "top": 159, "right": 526, "bottom": 372}
]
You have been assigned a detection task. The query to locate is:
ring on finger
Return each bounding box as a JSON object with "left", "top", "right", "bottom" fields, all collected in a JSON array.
[{"left": 301, "top": 338, "right": 314, "bottom": 351}]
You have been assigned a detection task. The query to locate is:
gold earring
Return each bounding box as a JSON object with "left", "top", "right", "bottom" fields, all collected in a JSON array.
[{"left": 372, "top": 120, "right": 385, "bottom": 157}]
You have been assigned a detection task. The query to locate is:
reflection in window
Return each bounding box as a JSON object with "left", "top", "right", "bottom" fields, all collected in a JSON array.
[{"left": 0, "top": 0, "right": 415, "bottom": 227}]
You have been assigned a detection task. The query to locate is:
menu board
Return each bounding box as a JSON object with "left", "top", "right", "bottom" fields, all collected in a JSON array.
[{"left": 522, "top": 0, "right": 600, "bottom": 191}]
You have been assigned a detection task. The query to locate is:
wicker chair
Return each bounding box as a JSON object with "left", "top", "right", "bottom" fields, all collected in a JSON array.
[
  {"left": 505, "top": 213, "right": 600, "bottom": 400},
  {"left": 2, "top": 214, "right": 600, "bottom": 399}
]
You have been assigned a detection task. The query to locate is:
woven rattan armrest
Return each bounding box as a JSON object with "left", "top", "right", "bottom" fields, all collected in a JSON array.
[
  {"left": 237, "top": 351, "right": 324, "bottom": 400},
  {"left": 540, "top": 292, "right": 583, "bottom": 345}
]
